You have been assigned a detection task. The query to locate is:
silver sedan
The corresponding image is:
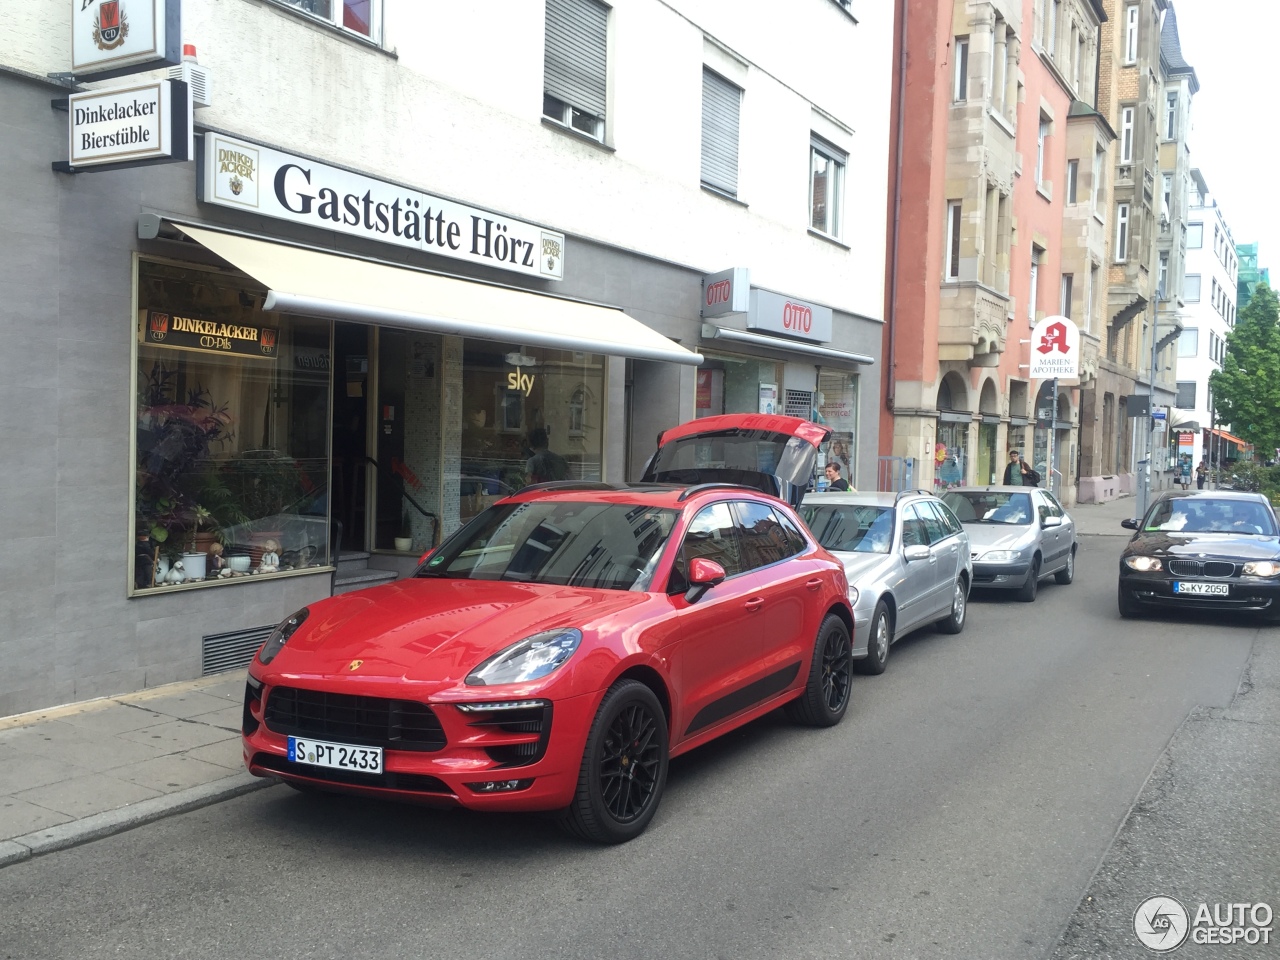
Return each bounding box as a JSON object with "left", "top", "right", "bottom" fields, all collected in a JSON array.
[
  {"left": 800, "top": 491, "right": 972, "bottom": 675},
  {"left": 939, "top": 486, "right": 1077, "bottom": 601}
]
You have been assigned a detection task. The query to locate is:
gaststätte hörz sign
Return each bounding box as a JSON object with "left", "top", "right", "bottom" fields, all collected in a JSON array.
[
  {"left": 1028, "top": 315, "right": 1080, "bottom": 380},
  {"left": 199, "top": 133, "right": 567, "bottom": 281},
  {"left": 65, "top": 78, "right": 190, "bottom": 170},
  {"left": 71, "top": 0, "right": 181, "bottom": 80}
]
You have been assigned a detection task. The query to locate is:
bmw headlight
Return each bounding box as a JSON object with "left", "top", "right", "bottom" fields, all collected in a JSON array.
[
  {"left": 466, "top": 629, "right": 583, "bottom": 686},
  {"left": 981, "top": 550, "right": 1020, "bottom": 562},
  {"left": 1124, "top": 556, "right": 1163, "bottom": 572},
  {"left": 258, "top": 608, "right": 309, "bottom": 665},
  {"left": 1243, "top": 560, "right": 1280, "bottom": 577}
]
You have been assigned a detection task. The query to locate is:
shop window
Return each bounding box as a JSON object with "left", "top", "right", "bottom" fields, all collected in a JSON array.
[
  {"left": 134, "top": 261, "right": 331, "bottom": 593},
  {"left": 275, "top": 0, "right": 379, "bottom": 40},
  {"left": 458, "top": 341, "right": 604, "bottom": 525},
  {"left": 696, "top": 355, "right": 783, "bottom": 418}
]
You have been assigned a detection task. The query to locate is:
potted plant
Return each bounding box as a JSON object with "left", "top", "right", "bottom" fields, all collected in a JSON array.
[
  {"left": 181, "top": 504, "right": 213, "bottom": 580},
  {"left": 394, "top": 502, "right": 413, "bottom": 553}
]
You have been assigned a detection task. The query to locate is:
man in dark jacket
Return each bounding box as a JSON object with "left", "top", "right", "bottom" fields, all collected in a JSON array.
[{"left": 1002, "top": 450, "right": 1039, "bottom": 486}]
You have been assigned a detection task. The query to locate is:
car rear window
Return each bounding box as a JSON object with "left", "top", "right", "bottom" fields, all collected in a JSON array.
[
  {"left": 942, "top": 491, "right": 1033, "bottom": 525},
  {"left": 799, "top": 504, "right": 893, "bottom": 554}
]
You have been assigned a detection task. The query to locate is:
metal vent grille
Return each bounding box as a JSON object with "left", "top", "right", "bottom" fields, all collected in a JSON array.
[
  {"left": 202, "top": 625, "right": 274, "bottom": 676},
  {"left": 784, "top": 390, "right": 813, "bottom": 420}
]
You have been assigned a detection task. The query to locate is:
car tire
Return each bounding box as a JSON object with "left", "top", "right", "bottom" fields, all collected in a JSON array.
[
  {"left": 855, "top": 601, "right": 892, "bottom": 675},
  {"left": 1117, "top": 584, "right": 1142, "bottom": 619},
  {"left": 785, "top": 614, "right": 853, "bottom": 727},
  {"left": 1055, "top": 546, "right": 1076, "bottom": 585},
  {"left": 559, "top": 680, "right": 669, "bottom": 845},
  {"left": 936, "top": 577, "right": 968, "bottom": 634},
  {"left": 1016, "top": 558, "right": 1040, "bottom": 602}
]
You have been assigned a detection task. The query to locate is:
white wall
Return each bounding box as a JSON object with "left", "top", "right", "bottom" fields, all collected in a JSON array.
[{"left": 2, "top": 0, "right": 891, "bottom": 319}]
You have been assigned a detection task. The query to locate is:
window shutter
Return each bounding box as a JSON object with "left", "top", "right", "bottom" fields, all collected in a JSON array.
[
  {"left": 701, "top": 69, "right": 741, "bottom": 195},
  {"left": 544, "top": 0, "right": 608, "bottom": 119}
]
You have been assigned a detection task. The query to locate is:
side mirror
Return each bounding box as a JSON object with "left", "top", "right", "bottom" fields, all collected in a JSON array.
[
  {"left": 903, "top": 544, "right": 930, "bottom": 562},
  {"left": 1042, "top": 516, "right": 1063, "bottom": 528},
  {"left": 1121, "top": 518, "right": 1138, "bottom": 530},
  {"left": 684, "top": 557, "right": 727, "bottom": 603}
]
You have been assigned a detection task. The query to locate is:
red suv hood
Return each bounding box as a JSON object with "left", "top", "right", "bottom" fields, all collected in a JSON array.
[{"left": 267, "top": 579, "right": 653, "bottom": 685}]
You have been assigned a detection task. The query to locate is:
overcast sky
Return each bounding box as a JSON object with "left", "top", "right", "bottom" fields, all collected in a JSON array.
[{"left": 1173, "top": 0, "right": 1276, "bottom": 279}]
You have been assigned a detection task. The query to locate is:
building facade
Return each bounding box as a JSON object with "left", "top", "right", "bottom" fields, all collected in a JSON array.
[
  {"left": 1174, "top": 171, "right": 1239, "bottom": 468},
  {"left": 0, "top": 0, "right": 891, "bottom": 715},
  {"left": 882, "top": 0, "right": 1104, "bottom": 503}
]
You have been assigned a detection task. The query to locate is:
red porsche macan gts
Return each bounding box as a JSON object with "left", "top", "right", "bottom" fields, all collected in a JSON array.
[{"left": 243, "top": 415, "right": 854, "bottom": 842}]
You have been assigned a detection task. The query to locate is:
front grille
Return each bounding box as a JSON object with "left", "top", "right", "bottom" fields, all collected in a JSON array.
[
  {"left": 252, "top": 753, "right": 451, "bottom": 794},
  {"left": 264, "top": 687, "right": 446, "bottom": 751},
  {"left": 1167, "top": 559, "right": 1238, "bottom": 579}
]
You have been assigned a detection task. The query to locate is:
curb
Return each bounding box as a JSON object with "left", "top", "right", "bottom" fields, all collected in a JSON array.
[{"left": 0, "top": 772, "right": 276, "bottom": 869}]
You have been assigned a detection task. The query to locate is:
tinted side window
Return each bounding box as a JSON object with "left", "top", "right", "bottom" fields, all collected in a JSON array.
[
  {"left": 934, "top": 501, "right": 964, "bottom": 535},
  {"left": 901, "top": 504, "right": 928, "bottom": 548},
  {"left": 670, "top": 502, "right": 744, "bottom": 592},
  {"left": 916, "top": 501, "right": 949, "bottom": 544},
  {"left": 1042, "top": 492, "right": 1065, "bottom": 518},
  {"left": 733, "top": 501, "right": 792, "bottom": 571},
  {"left": 1034, "top": 493, "right": 1053, "bottom": 524},
  {"left": 770, "top": 507, "right": 809, "bottom": 557}
]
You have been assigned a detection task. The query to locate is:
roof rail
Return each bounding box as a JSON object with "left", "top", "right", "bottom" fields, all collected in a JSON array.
[
  {"left": 518, "top": 481, "right": 618, "bottom": 494},
  {"left": 894, "top": 488, "right": 932, "bottom": 503},
  {"left": 677, "top": 482, "right": 756, "bottom": 502}
]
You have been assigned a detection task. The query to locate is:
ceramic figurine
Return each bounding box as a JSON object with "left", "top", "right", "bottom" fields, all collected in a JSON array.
[
  {"left": 162, "top": 560, "right": 186, "bottom": 584},
  {"left": 257, "top": 539, "right": 281, "bottom": 574},
  {"left": 207, "top": 542, "right": 228, "bottom": 577}
]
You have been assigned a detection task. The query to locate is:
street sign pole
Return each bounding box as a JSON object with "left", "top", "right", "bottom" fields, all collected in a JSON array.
[{"left": 1048, "top": 377, "right": 1058, "bottom": 496}]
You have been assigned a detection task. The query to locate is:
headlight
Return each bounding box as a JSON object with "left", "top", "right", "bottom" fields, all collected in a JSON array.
[
  {"left": 980, "top": 550, "right": 1020, "bottom": 562},
  {"left": 258, "top": 608, "right": 309, "bottom": 664},
  {"left": 466, "top": 628, "right": 582, "bottom": 686},
  {"left": 1124, "top": 556, "right": 1163, "bottom": 572},
  {"left": 1243, "top": 560, "right": 1280, "bottom": 577},
  {"left": 847, "top": 586, "right": 860, "bottom": 606}
]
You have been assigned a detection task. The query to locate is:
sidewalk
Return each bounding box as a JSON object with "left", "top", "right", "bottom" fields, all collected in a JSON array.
[
  {"left": 1070, "top": 494, "right": 1141, "bottom": 537},
  {"left": 0, "top": 670, "right": 270, "bottom": 868}
]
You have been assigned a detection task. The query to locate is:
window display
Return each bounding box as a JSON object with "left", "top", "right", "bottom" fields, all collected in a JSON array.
[{"left": 133, "top": 260, "right": 331, "bottom": 592}]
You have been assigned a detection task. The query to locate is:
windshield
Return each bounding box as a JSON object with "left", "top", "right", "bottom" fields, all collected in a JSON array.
[
  {"left": 799, "top": 504, "right": 894, "bottom": 554},
  {"left": 942, "top": 491, "right": 1034, "bottom": 525},
  {"left": 1142, "top": 497, "right": 1277, "bottom": 535},
  {"left": 417, "top": 501, "right": 679, "bottom": 590}
]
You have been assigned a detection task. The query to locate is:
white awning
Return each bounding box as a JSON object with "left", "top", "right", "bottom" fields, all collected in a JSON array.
[
  {"left": 701, "top": 323, "right": 874, "bottom": 365},
  {"left": 175, "top": 225, "right": 703, "bottom": 365}
]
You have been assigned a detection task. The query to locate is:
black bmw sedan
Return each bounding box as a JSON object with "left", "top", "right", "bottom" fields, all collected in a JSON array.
[{"left": 1118, "top": 491, "right": 1280, "bottom": 619}]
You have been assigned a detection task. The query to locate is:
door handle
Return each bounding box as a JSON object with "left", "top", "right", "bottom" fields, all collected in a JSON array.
[
  {"left": 744, "top": 597, "right": 765, "bottom": 611},
  {"left": 805, "top": 578, "right": 823, "bottom": 591}
]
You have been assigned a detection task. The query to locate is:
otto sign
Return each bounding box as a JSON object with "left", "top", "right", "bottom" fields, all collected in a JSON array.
[
  {"left": 747, "top": 289, "right": 833, "bottom": 343},
  {"left": 72, "top": 0, "right": 181, "bottom": 80},
  {"left": 1028, "top": 315, "right": 1080, "bottom": 379},
  {"left": 701, "top": 268, "right": 750, "bottom": 318},
  {"left": 201, "top": 133, "right": 565, "bottom": 281},
  {"left": 67, "top": 79, "right": 188, "bottom": 168}
]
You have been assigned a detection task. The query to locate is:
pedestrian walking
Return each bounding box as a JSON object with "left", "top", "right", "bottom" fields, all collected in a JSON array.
[
  {"left": 1196, "top": 459, "right": 1208, "bottom": 490},
  {"left": 1002, "top": 450, "right": 1040, "bottom": 487},
  {"left": 1179, "top": 457, "right": 1192, "bottom": 491}
]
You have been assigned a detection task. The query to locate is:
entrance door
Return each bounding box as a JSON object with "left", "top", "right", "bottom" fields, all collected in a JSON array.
[{"left": 331, "top": 323, "right": 370, "bottom": 552}]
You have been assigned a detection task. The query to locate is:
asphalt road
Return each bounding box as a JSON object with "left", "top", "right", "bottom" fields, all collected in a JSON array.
[{"left": 0, "top": 535, "right": 1261, "bottom": 960}]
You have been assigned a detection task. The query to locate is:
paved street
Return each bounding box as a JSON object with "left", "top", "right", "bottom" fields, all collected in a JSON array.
[{"left": 1, "top": 526, "right": 1273, "bottom": 960}]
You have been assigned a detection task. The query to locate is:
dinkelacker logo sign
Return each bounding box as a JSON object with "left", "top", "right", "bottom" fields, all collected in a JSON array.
[
  {"left": 143, "top": 310, "right": 279, "bottom": 360},
  {"left": 72, "top": 0, "right": 180, "bottom": 79},
  {"left": 200, "top": 133, "right": 566, "bottom": 281}
]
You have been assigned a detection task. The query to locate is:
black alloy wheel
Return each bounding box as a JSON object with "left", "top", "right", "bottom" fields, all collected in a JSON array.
[
  {"left": 786, "top": 614, "right": 853, "bottom": 726},
  {"left": 560, "top": 680, "right": 669, "bottom": 844},
  {"left": 855, "top": 600, "right": 892, "bottom": 675}
]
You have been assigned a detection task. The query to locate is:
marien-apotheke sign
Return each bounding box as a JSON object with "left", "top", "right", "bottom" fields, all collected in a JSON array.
[
  {"left": 141, "top": 310, "right": 279, "bottom": 360},
  {"left": 199, "top": 133, "right": 566, "bottom": 281}
]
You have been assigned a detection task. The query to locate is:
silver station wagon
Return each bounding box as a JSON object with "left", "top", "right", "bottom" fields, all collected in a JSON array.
[{"left": 800, "top": 491, "right": 972, "bottom": 675}]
